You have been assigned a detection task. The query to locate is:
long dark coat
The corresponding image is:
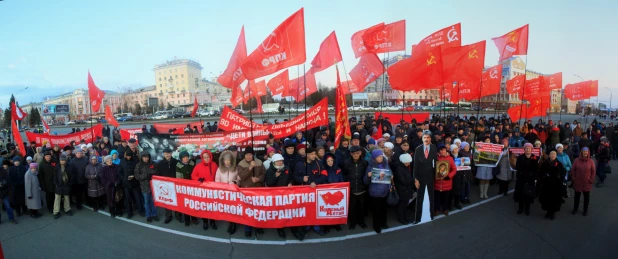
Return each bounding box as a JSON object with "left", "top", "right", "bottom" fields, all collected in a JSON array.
[
  {"left": 514, "top": 153, "right": 539, "bottom": 203},
  {"left": 539, "top": 158, "right": 566, "bottom": 213}
]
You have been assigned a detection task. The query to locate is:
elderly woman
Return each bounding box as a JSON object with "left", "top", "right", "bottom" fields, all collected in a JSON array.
[
  {"left": 435, "top": 144, "right": 457, "bottom": 216},
  {"left": 101, "top": 155, "right": 121, "bottom": 217},
  {"left": 215, "top": 150, "right": 239, "bottom": 234},
  {"left": 570, "top": 147, "right": 596, "bottom": 216},
  {"left": 85, "top": 155, "right": 105, "bottom": 212},
  {"left": 514, "top": 143, "right": 539, "bottom": 216},
  {"left": 25, "top": 163, "right": 42, "bottom": 219},
  {"left": 8, "top": 157, "right": 28, "bottom": 216},
  {"left": 476, "top": 137, "right": 494, "bottom": 199},
  {"left": 394, "top": 153, "right": 414, "bottom": 224},
  {"left": 449, "top": 144, "right": 464, "bottom": 209},
  {"left": 496, "top": 137, "right": 514, "bottom": 196},
  {"left": 364, "top": 149, "right": 391, "bottom": 233},
  {"left": 539, "top": 151, "right": 566, "bottom": 220}
]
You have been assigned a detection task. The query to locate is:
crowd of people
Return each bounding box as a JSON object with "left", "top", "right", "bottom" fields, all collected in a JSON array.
[{"left": 0, "top": 113, "right": 613, "bottom": 241}]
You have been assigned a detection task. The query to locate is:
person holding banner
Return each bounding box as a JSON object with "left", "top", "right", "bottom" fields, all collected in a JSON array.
[
  {"left": 265, "top": 154, "right": 293, "bottom": 239},
  {"left": 191, "top": 149, "right": 218, "bottom": 230},
  {"left": 175, "top": 151, "right": 196, "bottom": 226},
  {"left": 435, "top": 144, "right": 457, "bottom": 216},
  {"left": 215, "top": 150, "right": 239, "bottom": 234},
  {"left": 238, "top": 147, "right": 266, "bottom": 237},
  {"left": 134, "top": 151, "right": 158, "bottom": 223},
  {"left": 155, "top": 148, "right": 178, "bottom": 224},
  {"left": 514, "top": 143, "right": 539, "bottom": 216},
  {"left": 476, "top": 137, "right": 494, "bottom": 199}
]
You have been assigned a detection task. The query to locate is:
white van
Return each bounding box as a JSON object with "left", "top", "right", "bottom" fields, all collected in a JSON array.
[{"left": 152, "top": 111, "right": 172, "bottom": 120}]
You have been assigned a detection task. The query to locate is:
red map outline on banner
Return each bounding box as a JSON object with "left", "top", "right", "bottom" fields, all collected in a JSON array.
[
  {"left": 26, "top": 124, "right": 103, "bottom": 147},
  {"left": 151, "top": 176, "right": 349, "bottom": 228}
]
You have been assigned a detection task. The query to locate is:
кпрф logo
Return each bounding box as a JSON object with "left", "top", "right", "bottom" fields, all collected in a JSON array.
[{"left": 152, "top": 179, "right": 178, "bottom": 206}]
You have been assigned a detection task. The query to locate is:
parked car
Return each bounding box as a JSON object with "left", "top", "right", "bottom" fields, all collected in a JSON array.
[
  {"left": 234, "top": 109, "right": 246, "bottom": 114},
  {"left": 348, "top": 105, "right": 364, "bottom": 111},
  {"left": 327, "top": 105, "right": 335, "bottom": 111},
  {"left": 65, "top": 120, "right": 76, "bottom": 125},
  {"left": 198, "top": 110, "right": 214, "bottom": 117},
  {"left": 483, "top": 107, "right": 495, "bottom": 111}
]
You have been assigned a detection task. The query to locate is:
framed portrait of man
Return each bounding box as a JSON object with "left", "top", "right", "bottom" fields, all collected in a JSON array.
[{"left": 436, "top": 160, "right": 449, "bottom": 180}]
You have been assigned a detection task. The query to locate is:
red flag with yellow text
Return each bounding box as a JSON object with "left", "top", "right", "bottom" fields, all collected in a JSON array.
[
  {"left": 334, "top": 66, "right": 351, "bottom": 148},
  {"left": 441, "top": 40, "right": 486, "bottom": 84},
  {"left": 492, "top": 24, "right": 529, "bottom": 61},
  {"left": 241, "top": 8, "right": 305, "bottom": 80},
  {"left": 508, "top": 105, "right": 528, "bottom": 121}
]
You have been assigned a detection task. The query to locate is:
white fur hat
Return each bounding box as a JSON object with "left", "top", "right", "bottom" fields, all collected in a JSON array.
[{"left": 399, "top": 153, "right": 412, "bottom": 163}]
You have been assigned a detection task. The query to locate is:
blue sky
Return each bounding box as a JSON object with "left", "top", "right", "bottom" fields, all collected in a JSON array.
[{"left": 1, "top": 0, "right": 616, "bottom": 108}]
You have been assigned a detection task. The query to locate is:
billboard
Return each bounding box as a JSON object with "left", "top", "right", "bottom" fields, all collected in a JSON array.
[{"left": 42, "top": 104, "right": 70, "bottom": 115}]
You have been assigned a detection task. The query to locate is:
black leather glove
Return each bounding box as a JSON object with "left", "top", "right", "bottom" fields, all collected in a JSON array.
[
  {"left": 198, "top": 178, "right": 205, "bottom": 183},
  {"left": 443, "top": 176, "right": 451, "bottom": 180}
]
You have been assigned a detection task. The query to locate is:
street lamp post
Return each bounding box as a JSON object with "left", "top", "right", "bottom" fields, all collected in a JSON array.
[{"left": 604, "top": 86, "right": 612, "bottom": 118}]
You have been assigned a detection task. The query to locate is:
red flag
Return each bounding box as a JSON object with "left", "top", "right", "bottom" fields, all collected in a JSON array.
[
  {"left": 250, "top": 80, "right": 267, "bottom": 97},
  {"left": 492, "top": 24, "right": 529, "bottom": 61},
  {"left": 362, "top": 20, "right": 406, "bottom": 54},
  {"left": 526, "top": 103, "right": 546, "bottom": 119},
  {"left": 267, "top": 70, "right": 290, "bottom": 96},
  {"left": 104, "top": 105, "right": 119, "bottom": 127},
  {"left": 349, "top": 53, "right": 385, "bottom": 91},
  {"left": 388, "top": 46, "right": 443, "bottom": 92},
  {"left": 334, "top": 66, "right": 351, "bottom": 149},
  {"left": 288, "top": 69, "right": 317, "bottom": 101},
  {"left": 11, "top": 102, "right": 27, "bottom": 121},
  {"left": 242, "top": 82, "right": 252, "bottom": 104},
  {"left": 40, "top": 116, "right": 50, "bottom": 134},
  {"left": 372, "top": 121, "right": 383, "bottom": 140},
  {"left": 506, "top": 74, "right": 525, "bottom": 95},
  {"left": 523, "top": 76, "right": 548, "bottom": 98},
  {"left": 564, "top": 81, "right": 592, "bottom": 101},
  {"left": 311, "top": 31, "right": 342, "bottom": 73},
  {"left": 191, "top": 96, "right": 199, "bottom": 117},
  {"left": 591, "top": 80, "right": 599, "bottom": 97},
  {"left": 412, "top": 23, "right": 461, "bottom": 56},
  {"left": 230, "top": 86, "right": 244, "bottom": 107},
  {"left": 88, "top": 71, "right": 105, "bottom": 113},
  {"left": 255, "top": 97, "right": 264, "bottom": 113},
  {"left": 508, "top": 105, "right": 528, "bottom": 121},
  {"left": 544, "top": 72, "right": 562, "bottom": 90},
  {"left": 12, "top": 119, "right": 26, "bottom": 155},
  {"left": 441, "top": 82, "right": 457, "bottom": 103},
  {"left": 480, "top": 64, "right": 503, "bottom": 97},
  {"left": 442, "top": 40, "right": 486, "bottom": 84},
  {"left": 341, "top": 80, "right": 361, "bottom": 95},
  {"left": 351, "top": 23, "right": 384, "bottom": 58},
  {"left": 457, "top": 80, "right": 481, "bottom": 101},
  {"left": 218, "top": 26, "right": 247, "bottom": 89},
  {"left": 240, "top": 8, "right": 306, "bottom": 80}
]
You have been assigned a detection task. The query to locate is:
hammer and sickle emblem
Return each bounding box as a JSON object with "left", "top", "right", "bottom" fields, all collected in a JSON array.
[
  {"left": 447, "top": 26, "right": 459, "bottom": 43},
  {"left": 426, "top": 52, "right": 436, "bottom": 65},
  {"left": 508, "top": 32, "right": 518, "bottom": 43},
  {"left": 490, "top": 68, "right": 498, "bottom": 79},
  {"left": 468, "top": 49, "right": 479, "bottom": 59}
]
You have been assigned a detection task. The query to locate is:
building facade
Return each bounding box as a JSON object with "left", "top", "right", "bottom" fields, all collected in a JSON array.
[{"left": 153, "top": 58, "right": 204, "bottom": 107}]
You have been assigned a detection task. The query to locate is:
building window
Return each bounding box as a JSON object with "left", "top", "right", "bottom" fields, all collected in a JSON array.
[
  {"left": 160, "top": 84, "right": 162, "bottom": 87},
  {"left": 159, "top": 78, "right": 161, "bottom": 82},
  {"left": 175, "top": 75, "right": 178, "bottom": 79},
  {"left": 181, "top": 74, "right": 184, "bottom": 78}
]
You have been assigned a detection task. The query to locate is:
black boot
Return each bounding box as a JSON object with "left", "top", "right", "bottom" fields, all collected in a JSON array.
[
  {"left": 210, "top": 220, "right": 217, "bottom": 230},
  {"left": 203, "top": 220, "right": 209, "bottom": 231},
  {"left": 227, "top": 222, "right": 236, "bottom": 235}
]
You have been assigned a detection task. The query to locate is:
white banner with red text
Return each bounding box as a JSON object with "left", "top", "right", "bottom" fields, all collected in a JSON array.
[{"left": 151, "top": 176, "right": 349, "bottom": 228}]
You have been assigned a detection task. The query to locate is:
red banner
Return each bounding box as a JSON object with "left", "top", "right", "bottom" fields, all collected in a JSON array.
[
  {"left": 351, "top": 23, "right": 384, "bottom": 58},
  {"left": 288, "top": 69, "right": 317, "bottom": 101},
  {"left": 362, "top": 20, "right": 406, "bottom": 54},
  {"left": 374, "top": 112, "right": 430, "bottom": 123},
  {"left": 442, "top": 40, "right": 486, "bottom": 84},
  {"left": 564, "top": 81, "right": 592, "bottom": 101},
  {"left": 120, "top": 128, "right": 142, "bottom": 142},
  {"left": 412, "top": 23, "right": 461, "bottom": 56},
  {"left": 334, "top": 67, "right": 351, "bottom": 149},
  {"left": 349, "top": 53, "right": 385, "bottom": 91},
  {"left": 269, "top": 98, "right": 328, "bottom": 138},
  {"left": 388, "top": 46, "right": 443, "bottom": 92},
  {"left": 544, "top": 72, "right": 562, "bottom": 90},
  {"left": 240, "top": 8, "right": 306, "bottom": 80},
  {"left": 12, "top": 119, "right": 26, "bottom": 154},
  {"left": 151, "top": 176, "right": 349, "bottom": 228},
  {"left": 26, "top": 124, "right": 103, "bottom": 147},
  {"left": 153, "top": 122, "right": 202, "bottom": 134},
  {"left": 591, "top": 80, "right": 598, "bottom": 97},
  {"left": 481, "top": 64, "right": 503, "bottom": 97},
  {"left": 506, "top": 74, "right": 525, "bottom": 95},
  {"left": 11, "top": 102, "right": 27, "bottom": 121},
  {"left": 218, "top": 106, "right": 264, "bottom": 131}
]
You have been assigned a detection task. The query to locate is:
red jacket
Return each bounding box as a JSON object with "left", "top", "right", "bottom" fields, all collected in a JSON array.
[
  {"left": 191, "top": 150, "right": 219, "bottom": 182},
  {"left": 570, "top": 156, "right": 596, "bottom": 192},
  {"left": 434, "top": 155, "right": 457, "bottom": 191}
]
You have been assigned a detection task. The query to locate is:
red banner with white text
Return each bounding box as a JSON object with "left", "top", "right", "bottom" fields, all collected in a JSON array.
[
  {"left": 153, "top": 122, "right": 202, "bottom": 134},
  {"left": 26, "top": 124, "right": 103, "bottom": 147},
  {"left": 218, "top": 106, "right": 265, "bottom": 131},
  {"left": 151, "top": 176, "right": 349, "bottom": 228},
  {"left": 268, "top": 98, "right": 328, "bottom": 138}
]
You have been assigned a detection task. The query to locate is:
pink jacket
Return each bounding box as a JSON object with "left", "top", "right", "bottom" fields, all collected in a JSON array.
[{"left": 570, "top": 156, "right": 596, "bottom": 192}]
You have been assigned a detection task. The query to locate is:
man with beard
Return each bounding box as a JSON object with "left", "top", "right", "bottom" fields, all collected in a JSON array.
[
  {"left": 412, "top": 131, "right": 437, "bottom": 224},
  {"left": 264, "top": 154, "right": 292, "bottom": 239},
  {"left": 155, "top": 148, "right": 178, "bottom": 224}
]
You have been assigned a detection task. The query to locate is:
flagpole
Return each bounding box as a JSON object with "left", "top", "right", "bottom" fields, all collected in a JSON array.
[
  {"left": 441, "top": 83, "right": 445, "bottom": 121},
  {"left": 303, "top": 64, "right": 308, "bottom": 145},
  {"left": 401, "top": 92, "right": 405, "bottom": 122},
  {"left": 247, "top": 83, "right": 254, "bottom": 149},
  {"left": 493, "top": 93, "right": 499, "bottom": 119},
  {"left": 559, "top": 89, "right": 563, "bottom": 121},
  {"left": 519, "top": 55, "right": 529, "bottom": 127},
  {"left": 296, "top": 66, "right": 300, "bottom": 117},
  {"left": 456, "top": 82, "right": 461, "bottom": 120},
  {"left": 341, "top": 59, "right": 356, "bottom": 118}
]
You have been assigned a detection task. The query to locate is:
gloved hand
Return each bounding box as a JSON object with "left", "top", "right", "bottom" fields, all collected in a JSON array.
[
  {"left": 443, "top": 176, "right": 451, "bottom": 180},
  {"left": 28, "top": 196, "right": 32, "bottom": 199},
  {"left": 198, "top": 178, "right": 205, "bottom": 183}
]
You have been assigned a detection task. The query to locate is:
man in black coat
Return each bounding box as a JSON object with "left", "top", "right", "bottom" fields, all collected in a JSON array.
[
  {"left": 155, "top": 148, "right": 178, "bottom": 223},
  {"left": 342, "top": 146, "right": 368, "bottom": 230},
  {"left": 412, "top": 131, "right": 437, "bottom": 224},
  {"left": 69, "top": 149, "right": 88, "bottom": 210},
  {"left": 118, "top": 149, "right": 142, "bottom": 218},
  {"left": 38, "top": 151, "right": 56, "bottom": 214}
]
